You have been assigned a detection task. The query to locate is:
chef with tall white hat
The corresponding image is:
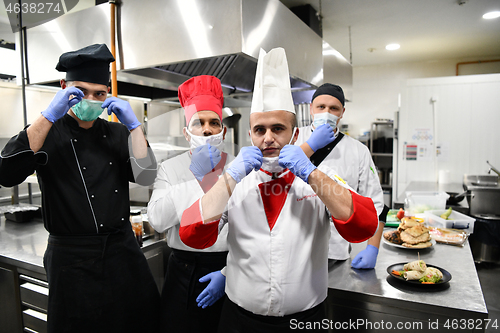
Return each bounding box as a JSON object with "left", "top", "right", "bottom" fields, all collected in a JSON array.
[{"left": 178, "top": 47, "right": 378, "bottom": 333}]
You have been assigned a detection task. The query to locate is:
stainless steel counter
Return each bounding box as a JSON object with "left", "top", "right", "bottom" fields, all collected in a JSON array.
[
  {"left": 0, "top": 217, "right": 167, "bottom": 280},
  {"left": 326, "top": 232, "right": 488, "bottom": 332},
  {"left": 1, "top": 217, "right": 489, "bottom": 332}
]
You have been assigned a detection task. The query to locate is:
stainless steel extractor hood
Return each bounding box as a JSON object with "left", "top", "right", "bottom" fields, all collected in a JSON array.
[{"left": 23, "top": 0, "right": 351, "bottom": 105}]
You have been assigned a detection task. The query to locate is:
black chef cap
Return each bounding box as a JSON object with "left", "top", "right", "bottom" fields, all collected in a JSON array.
[
  {"left": 55, "top": 44, "right": 115, "bottom": 86},
  {"left": 312, "top": 83, "right": 345, "bottom": 106}
]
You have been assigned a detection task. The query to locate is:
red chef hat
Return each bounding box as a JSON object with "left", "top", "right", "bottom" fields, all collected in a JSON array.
[{"left": 178, "top": 75, "right": 224, "bottom": 125}]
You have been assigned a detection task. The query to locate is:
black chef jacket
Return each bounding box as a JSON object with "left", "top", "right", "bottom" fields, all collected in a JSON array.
[{"left": 0, "top": 114, "right": 157, "bottom": 235}]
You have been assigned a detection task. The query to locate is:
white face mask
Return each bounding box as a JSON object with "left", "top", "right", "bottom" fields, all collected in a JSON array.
[
  {"left": 185, "top": 127, "right": 225, "bottom": 151},
  {"left": 312, "top": 112, "right": 339, "bottom": 130},
  {"left": 255, "top": 127, "right": 296, "bottom": 173}
]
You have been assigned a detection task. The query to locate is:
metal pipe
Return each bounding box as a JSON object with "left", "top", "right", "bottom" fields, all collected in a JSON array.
[
  {"left": 109, "top": 0, "right": 118, "bottom": 122},
  {"left": 487, "top": 161, "right": 500, "bottom": 177}
]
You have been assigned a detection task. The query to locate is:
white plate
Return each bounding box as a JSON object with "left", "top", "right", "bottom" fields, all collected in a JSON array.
[{"left": 382, "top": 237, "right": 436, "bottom": 249}]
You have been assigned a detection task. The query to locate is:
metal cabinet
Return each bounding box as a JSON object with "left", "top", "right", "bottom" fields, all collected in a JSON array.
[
  {"left": 369, "top": 120, "right": 394, "bottom": 207},
  {"left": 0, "top": 265, "right": 23, "bottom": 333}
]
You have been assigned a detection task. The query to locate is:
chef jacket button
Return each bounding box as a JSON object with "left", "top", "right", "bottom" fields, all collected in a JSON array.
[
  {"left": 121, "top": 217, "right": 125, "bottom": 221},
  {"left": 109, "top": 162, "right": 113, "bottom": 165},
  {"left": 115, "top": 189, "right": 118, "bottom": 193},
  {"left": 91, "top": 194, "right": 95, "bottom": 198},
  {"left": 103, "top": 135, "right": 106, "bottom": 138},
  {"left": 83, "top": 166, "right": 86, "bottom": 170},
  {"left": 100, "top": 224, "right": 104, "bottom": 227}
]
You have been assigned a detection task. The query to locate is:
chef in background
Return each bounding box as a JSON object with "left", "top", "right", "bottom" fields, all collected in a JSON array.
[
  {"left": 0, "top": 44, "right": 160, "bottom": 332},
  {"left": 148, "top": 75, "right": 233, "bottom": 333},
  {"left": 179, "top": 47, "right": 378, "bottom": 332},
  {"left": 296, "top": 83, "right": 385, "bottom": 269}
]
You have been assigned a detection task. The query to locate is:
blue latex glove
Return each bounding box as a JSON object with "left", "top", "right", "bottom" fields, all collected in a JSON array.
[
  {"left": 278, "top": 145, "right": 317, "bottom": 183},
  {"left": 306, "top": 123, "right": 335, "bottom": 152},
  {"left": 226, "top": 146, "right": 263, "bottom": 183},
  {"left": 190, "top": 144, "right": 222, "bottom": 181},
  {"left": 196, "top": 271, "right": 226, "bottom": 309},
  {"left": 42, "top": 87, "right": 84, "bottom": 123},
  {"left": 351, "top": 244, "right": 379, "bottom": 269},
  {"left": 102, "top": 97, "right": 141, "bottom": 131}
]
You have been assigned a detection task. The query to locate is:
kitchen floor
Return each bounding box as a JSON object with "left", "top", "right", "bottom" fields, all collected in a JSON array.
[{"left": 475, "top": 262, "right": 500, "bottom": 332}]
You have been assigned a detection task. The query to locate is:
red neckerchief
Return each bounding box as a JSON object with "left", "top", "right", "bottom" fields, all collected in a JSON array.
[{"left": 258, "top": 169, "right": 295, "bottom": 231}]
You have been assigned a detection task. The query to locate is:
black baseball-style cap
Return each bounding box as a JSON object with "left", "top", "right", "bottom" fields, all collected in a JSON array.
[
  {"left": 55, "top": 44, "right": 115, "bottom": 86},
  {"left": 312, "top": 83, "right": 345, "bottom": 106}
]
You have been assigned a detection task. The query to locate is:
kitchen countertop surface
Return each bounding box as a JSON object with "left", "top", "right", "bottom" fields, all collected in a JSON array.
[
  {"left": 0, "top": 217, "right": 164, "bottom": 276},
  {"left": 1, "top": 215, "right": 487, "bottom": 322},
  {"left": 328, "top": 229, "right": 488, "bottom": 321}
]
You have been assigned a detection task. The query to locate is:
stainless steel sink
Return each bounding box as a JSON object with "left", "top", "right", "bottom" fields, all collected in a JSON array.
[
  {"left": 463, "top": 174, "right": 500, "bottom": 216},
  {"left": 463, "top": 174, "right": 499, "bottom": 188}
]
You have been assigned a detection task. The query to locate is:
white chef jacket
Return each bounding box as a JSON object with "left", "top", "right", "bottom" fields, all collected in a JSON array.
[
  {"left": 147, "top": 151, "right": 233, "bottom": 252},
  {"left": 219, "top": 164, "right": 353, "bottom": 316},
  {"left": 296, "top": 125, "right": 385, "bottom": 260}
]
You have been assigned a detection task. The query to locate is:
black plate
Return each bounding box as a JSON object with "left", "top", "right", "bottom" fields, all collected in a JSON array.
[{"left": 386, "top": 263, "right": 452, "bottom": 285}]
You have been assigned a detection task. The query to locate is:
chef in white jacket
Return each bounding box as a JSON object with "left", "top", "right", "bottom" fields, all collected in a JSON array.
[
  {"left": 147, "top": 75, "right": 234, "bottom": 333},
  {"left": 179, "top": 48, "right": 378, "bottom": 333},
  {"left": 295, "top": 83, "right": 385, "bottom": 269}
]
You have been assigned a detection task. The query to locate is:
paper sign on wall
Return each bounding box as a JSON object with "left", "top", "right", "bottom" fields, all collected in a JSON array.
[{"left": 404, "top": 143, "right": 417, "bottom": 160}]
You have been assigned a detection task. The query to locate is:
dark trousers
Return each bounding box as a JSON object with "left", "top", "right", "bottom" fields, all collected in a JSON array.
[
  {"left": 160, "top": 249, "right": 228, "bottom": 333},
  {"left": 43, "top": 228, "right": 160, "bottom": 333},
  {"left": 218, "top": 297, "right": 329, "bottom": 333}
]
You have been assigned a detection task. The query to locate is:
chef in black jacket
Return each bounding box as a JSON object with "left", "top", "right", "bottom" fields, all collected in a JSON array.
[{"left": 0, "top": 44, "right": 160, "bottom": 333}]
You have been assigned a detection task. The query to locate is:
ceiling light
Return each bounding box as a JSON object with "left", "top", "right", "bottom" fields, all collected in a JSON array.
[
  {"left": 483, "top": 11, "right": 500, "bottom": 19},
  {"left": 385, "top": 44, "right": 400, "bottom": 51}
]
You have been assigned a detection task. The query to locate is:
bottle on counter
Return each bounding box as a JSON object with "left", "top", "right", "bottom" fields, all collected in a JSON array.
[{"left": 130, "top": 210, "right": 143, "bottom": 247}]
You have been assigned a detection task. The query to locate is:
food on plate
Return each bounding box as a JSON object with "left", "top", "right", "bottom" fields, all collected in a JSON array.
[
  {"left": 384, "top": 216, "right": 432, "bottom": 248},
  {"left": 392, "top": 217, "right": 432, "bottom": 248},
  {"left": 418, "top": 267, "right": 443, "bottom": 283},
  {"left": 383, "top": 229, "right": 402, "bottom": 245},
  {"left": 403, "top": 259, "right": 426, "bottom": 272},
  {"left": 401, "top": 230, "right": 431, "bottom": 244},
  {"left": 391, "top": 259, "right": 443, "bottom": 284},
  {"left": 429, "top": 227, "right": 468, "bottom": 246},
  {"left": 402, "top": 241, "right": 433, "bottom": 249},
  {"left": 397, "top": 216, "right": 422, "bottom": 230},
  {"left": 396, "top": 208, "right": 405, "bottom": 220},
  {"left": 404, "top": 224, "right": 430, "bottom": 238},
  {"left": 440, "top": 207, "right": 453, "bottom": 220},
  {"left": 404, "top": 270, "right": 426, "bottom": 280}
]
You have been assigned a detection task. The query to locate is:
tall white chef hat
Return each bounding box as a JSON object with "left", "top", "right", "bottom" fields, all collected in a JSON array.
[{"left": 250, "top": 47, "right": 295, "bottom": 114}]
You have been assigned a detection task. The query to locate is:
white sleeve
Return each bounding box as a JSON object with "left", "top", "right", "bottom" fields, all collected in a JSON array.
[
  {"left": 357, "top": 148, "right": 385, "bottom": 217},
  {"left": 147, "top": 161, "right": 202, "bottom": 233},
  {"left": 318, "top": 164, "right": 357, "bottom": 193}
]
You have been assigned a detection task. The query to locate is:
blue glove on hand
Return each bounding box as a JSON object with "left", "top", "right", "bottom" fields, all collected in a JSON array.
[
  {"left": 42, "top": 87, "right": 84, "bottom": 123},
  {"left": 307, "top": 124, "right": 335, "bottom": 152},
  {"left": 278, "top": 145, "right": 317, "bottom": 183},
  {"left": 351, "top": 244, "right": 379, "bottom": 269},
  {"left": 102, "top": 97, "right": 141, "bottom": 131},
  {"left": 190, "top": 144, "right": 222, "bottom": 181},
  {"left": 226, "top": 146, "right": 263, "bottom": 183},
  {"left": 196, "top": 271, "right": 226, "bottom": 309}
]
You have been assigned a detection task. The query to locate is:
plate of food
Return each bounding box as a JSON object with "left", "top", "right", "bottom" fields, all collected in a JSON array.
[
  {"left": 383, "top": 235, "right": 436, "bottom": 249},
  {"left": 387, "top": 260, "right": 452, "bottom": 285},
  {"left": 383, "top": 216, "right": 434, "bottom": 249}
]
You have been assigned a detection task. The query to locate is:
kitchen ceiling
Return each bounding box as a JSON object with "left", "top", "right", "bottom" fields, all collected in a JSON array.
[
  {"left": 280, "top": 0, "right": 500, "bottom": 67},
  {"left": 1, "top": 0, "right": 499, "bottom": 69}
]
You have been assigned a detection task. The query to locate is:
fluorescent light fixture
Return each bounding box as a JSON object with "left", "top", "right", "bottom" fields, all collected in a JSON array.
[
  {"left": 483, "top": 11, "right": 500, "bottom": 19},
  {"left": 386, "top": 44, "right": 400, "bottom": 51}
]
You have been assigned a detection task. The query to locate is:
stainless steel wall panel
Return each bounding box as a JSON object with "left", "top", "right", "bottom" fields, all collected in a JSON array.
[
  {"left": 118, "top": 0, "right": 243, "bottom": 70},
  {"left": 25, "top": 4, "right": 112, "bottom": 84},
  {"left": 241, "top": 0, "right": 323, "bottom": 86}
]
